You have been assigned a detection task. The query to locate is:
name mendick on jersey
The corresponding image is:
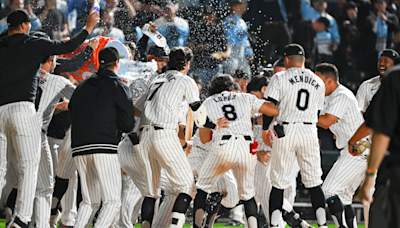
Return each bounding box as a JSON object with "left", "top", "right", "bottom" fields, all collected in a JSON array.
[
  {"left": 289, "top": 75, "right": 321, "bottom": 90},
  {"left": 213, "top": 93, "right": 236, "bottom": 102}
]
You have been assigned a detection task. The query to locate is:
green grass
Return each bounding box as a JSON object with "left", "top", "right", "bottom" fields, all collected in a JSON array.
[{"left": 0, "top": 220, "right": 365, "bottom": 228}]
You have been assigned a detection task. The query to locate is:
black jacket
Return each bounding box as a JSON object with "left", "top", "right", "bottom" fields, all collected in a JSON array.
[
  {"left": 0, "top": 30, "right": 88, "bottom": 106},
  {"left": 69, "top": 68, "right": 135, "bottom": 157}
]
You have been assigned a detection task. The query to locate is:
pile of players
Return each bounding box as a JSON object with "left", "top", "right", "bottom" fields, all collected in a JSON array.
[{"left": 1, "top": 5, "right": 398, "bottom": 228}]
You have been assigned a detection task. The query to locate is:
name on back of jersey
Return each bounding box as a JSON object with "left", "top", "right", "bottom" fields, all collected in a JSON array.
[
  {"left": 288, "top": 75, "right": 321, "bottom": 90},
  {"left": 213, "top": 93, "right": 236, "bottom": 102}
]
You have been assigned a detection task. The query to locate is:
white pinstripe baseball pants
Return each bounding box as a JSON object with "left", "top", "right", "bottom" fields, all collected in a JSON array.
[
  {"left": 119, "top": 174, "right": 143, "bottom": 228},
  {"left": 48, "top": 132, "right": 78, "bottom": 226},
  {"left": 73, "top": 153, "right": 122, "bottom": 228},
  {"left": 258, "top": 159, "right": 299, "bottom": 226},
  {"left": 61, "top": 171, "right": 78, "bottom": 226},
  {"left": 270, "top": 124, "right": 323, "bottom": 189},
  {"left": 188, "top": 145, "right": 239, "bottom": 208},
  {"left": 56, "top": 129, "right": 77, "bottom": 179},
  {"left": 47, "top": 136, "right": 64, "bottom": 181},
  {"left": 137, "top": 126, "right": 196, "bottom": 199},
  {"left": 196, "top": 135, "right": 257, "bottom": 201},
  {"left": 322, "top": 147, "right": 368, "bottom": 205},
  {"left": 0, "top": 102, "right": 41, "bottom": 224}
]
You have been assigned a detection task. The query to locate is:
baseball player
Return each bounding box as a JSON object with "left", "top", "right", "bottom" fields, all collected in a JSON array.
[
  {"left": 5, "top": 53, "right": 75, "bottom": 228},
  {"left": 193, "top": 74, "right": 279, "bottom": 228},
  {"left": 262, "top": 44, "right": 327, "bottom": 228},
  {"left": 356, "top": 49, "right": 399, "bottom": 114},
  {"left": 5, "top": 48, "right": 78, "bottom": 226},
  {"left": 249, "top": 73, "right": 312, "bottom": 228},
  {"left": 69, "top": 47, "right": 135, "bottom": 228},
  {"left": 131, "top": 46, "right": 233, "bottom": 228},
  {"left": 315, "top": 63, "right": 369, "bottom": 228},
  {"left": 347, "top": 49, "right": 399, "bottom": 228},
  {"left": 0, "top": 8, "right": 98, "bottom": 227}
]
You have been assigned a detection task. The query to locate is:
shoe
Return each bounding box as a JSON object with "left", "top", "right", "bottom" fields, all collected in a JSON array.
[
  {"left": 225, "top": 220, "right": 243, "bottom": 226},
  {"left": 8, "top": 217, "right": 28, "bottom": 228},
  {"left": 50, "top": 211, "right": 61, "bottom": 228},
  {"left": 141, "top": 24, "right": 168, "bottom": 48},
  {"left": 318, "top": 226, "right": 328, "bottom": 228},
  {"left": 300, "top": 220, "right": 314, "bottom": 228}
]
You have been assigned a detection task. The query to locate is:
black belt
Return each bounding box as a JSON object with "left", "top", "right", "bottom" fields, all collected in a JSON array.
[
  {"left": 282, "top": 122, "right": 312, "bottom": 125},
  {"left": 221, "top": 135, "right": 252, "bottom": 141},
  {"left": 139, "top": 126, "right": 163, "bottom": 131}
]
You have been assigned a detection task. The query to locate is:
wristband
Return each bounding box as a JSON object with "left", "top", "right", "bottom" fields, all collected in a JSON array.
[
  {"left": 366, "top": 167, "right": 377, "bottom": 176},
  {"left": 182, "top": 141, "right": 188, "bottom": 149}
]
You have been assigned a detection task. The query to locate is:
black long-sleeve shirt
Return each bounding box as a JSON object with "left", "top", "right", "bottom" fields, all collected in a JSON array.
[
  {"left": 0, "top": 30, "right": 89, "bottom": 106},
  {"left": 54, "top": 46, "right": 93, "bottom": 74},
  {"left": 69, "top": 68, "right": 135, "bottom": 157}
]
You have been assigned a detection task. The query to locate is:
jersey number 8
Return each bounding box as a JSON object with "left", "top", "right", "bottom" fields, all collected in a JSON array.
[{"left": 222, "top": 104, "right": 237, "bottom": 121}]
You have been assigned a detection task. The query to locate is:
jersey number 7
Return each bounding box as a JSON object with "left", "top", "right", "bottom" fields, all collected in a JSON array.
[{"left": 147, "top": 82, "right": 165, "bottom": 101}]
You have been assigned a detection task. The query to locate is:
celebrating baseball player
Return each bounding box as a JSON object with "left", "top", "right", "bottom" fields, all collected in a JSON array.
[
  {"left": 315, "top": 63, "right": 369, "bottom": 228},
  {"left": 262, "top": 44, "right": 328, "bottom": 228},
  {"left": 192, "top": 73, "right": 279, "bottom": 228}
]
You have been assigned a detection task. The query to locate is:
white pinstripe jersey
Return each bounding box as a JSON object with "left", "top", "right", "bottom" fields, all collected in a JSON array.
[
  {"left": 202, "top": 91, "right": 264, "bottom": 138},
  {"left": 37, "top": 73, "right": 75, "bottom": 131},
  {"left": 322, "top": 85, "right": 364, "bottom": 149},
  {"left": 134, "top": 70, "right": 199, "bottom": 130},
  {"left": 264, "top": 67, "right": 325, "bottom": 123},
  {"left": 356, "top": 75, "right": 381, "bottom": 112}
]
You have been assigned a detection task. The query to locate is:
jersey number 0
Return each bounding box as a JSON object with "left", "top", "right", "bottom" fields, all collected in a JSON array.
[{"left": 296, "top": 89, "right": 310, "bottom": 111}]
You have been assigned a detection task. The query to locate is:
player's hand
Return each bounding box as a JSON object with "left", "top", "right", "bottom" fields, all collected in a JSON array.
[
  {"left": 184, "top": 143, "right": 192, "bottom": 156},
  {"left": 215, "top": 117, "right": 229, "bottom": 129},
  {"left": 262, "top": 129, "right": 274, "bottom": 146},
  {"left": 54, "top": 101, "right": 69, "bottom": 115},
  {"left": 257, "top": 151, "right": 271, "bottom": 166},
  {"left": 355, "top": 175, "right": 374, "bottom": 205},
  {"left": 84, "top": 5, "right": 100, "bottom": 34},
  {"left": 88, "top": 37, "right": 100, "bottom": 50}
]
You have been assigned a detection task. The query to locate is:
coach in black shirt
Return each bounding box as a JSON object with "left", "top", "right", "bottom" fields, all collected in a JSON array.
[
  {"left": 358, "top": 65, "right": 400, "bottom": 227},
  {"left": 68, "top": 47, "right": 135, "bottom": 226}
]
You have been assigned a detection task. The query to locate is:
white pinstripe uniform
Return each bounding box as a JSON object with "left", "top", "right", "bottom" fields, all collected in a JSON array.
[
  {"left": 265, "top": 67, "right": 325, "bottom": 189},
  {"left": 132, "top": 70, "right": 198, "bottom": 199},
  {"left": 322, "top": 85, "right": 369, "bottom": 206},
  {"left": 0, "top": 106, "right": 41, "bottom": 224},
  {"left": 6, "top": 72, "right": 75, "bottom": 227},
  {"left": 356, "top": 75, "right": 381, "bottom": 113},
  {"left": 253, "top": 124, "right": 299, "bottom": 228},
  {"left": 188, "top": 129, "right": 239, "bottom": 208},
  {"left": 196, "top": 91, "right": 264, "bottom": 201},
  {"left": 53, "top": 129, "right": 79, "bottom": 227}
]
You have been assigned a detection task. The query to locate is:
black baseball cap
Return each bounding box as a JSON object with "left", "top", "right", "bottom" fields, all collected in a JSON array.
[
  {"left": 7, "top": 9, "right": 37, "bottom": 27},
  {"left": 98, "top": 47, "right": 125, "bottom": 65},
  {"left": 148, "top": 44, "right": 169, "bottom": 59},
  {"left": 380, "top": 49, "right": 399, "bottom": 60},
  {"left": 375, "top": 0, "right": 388, "bottom": 3},
  {"left": 316, "top": 17, "right": 330, "bottom": 32},
  {"left": 284, "top": 44, "right": 305, "bottom": 57}
]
